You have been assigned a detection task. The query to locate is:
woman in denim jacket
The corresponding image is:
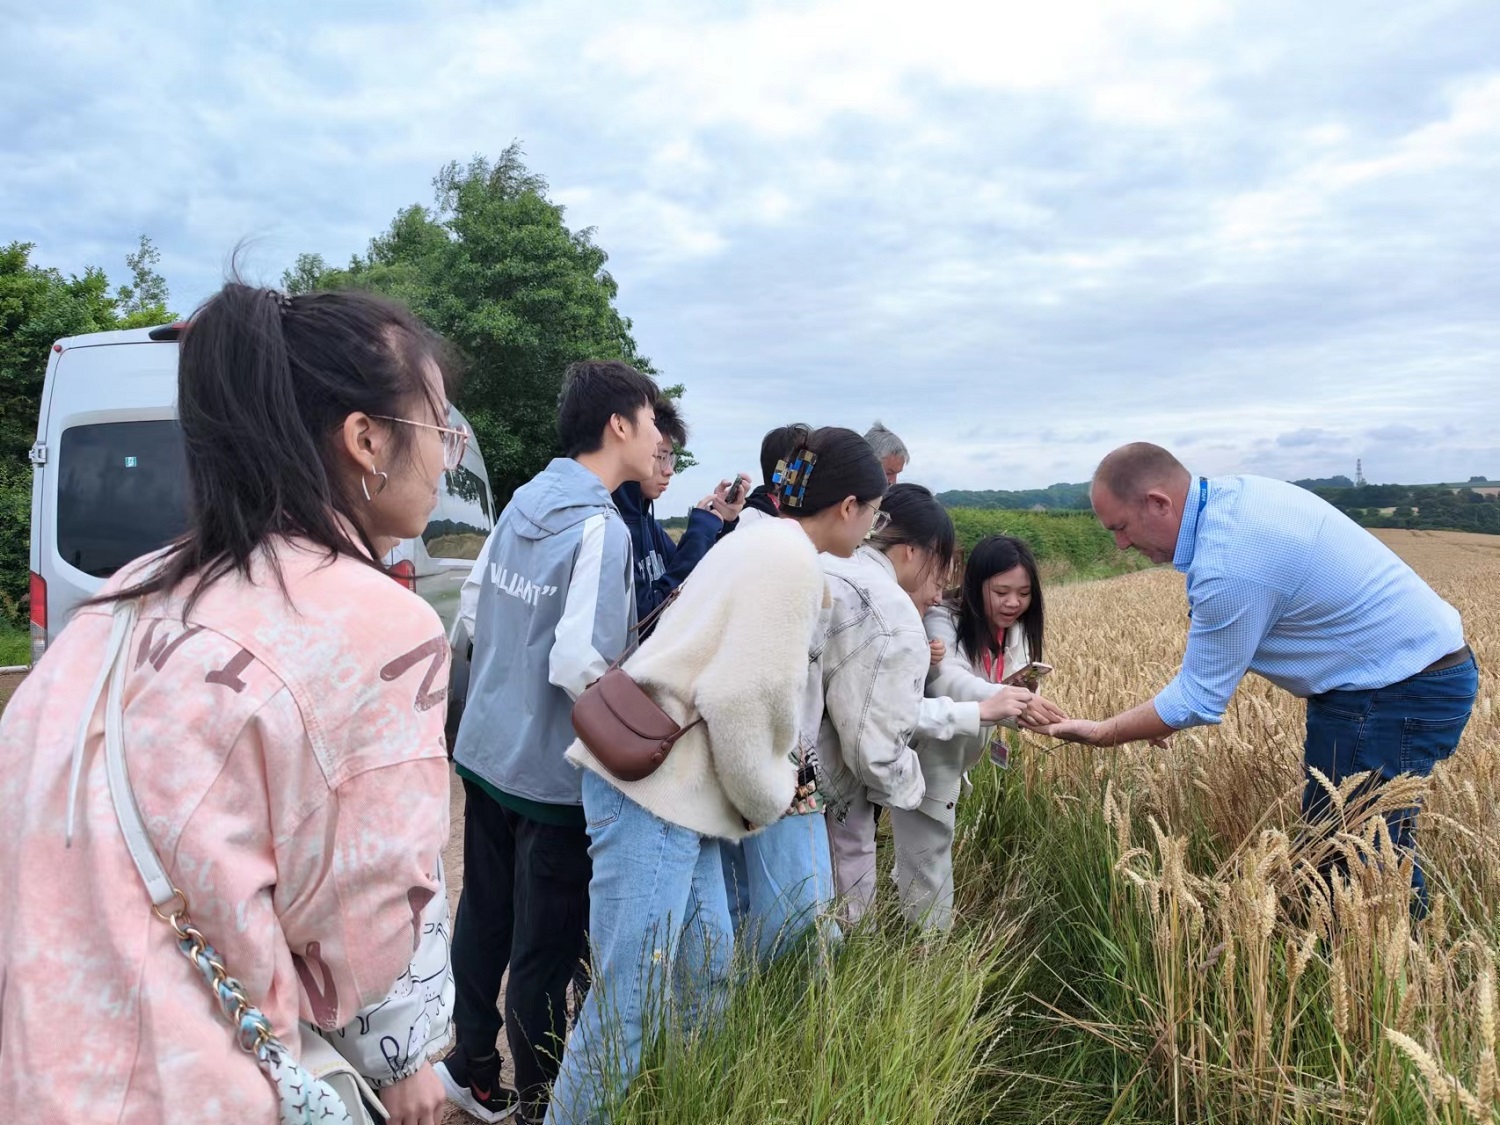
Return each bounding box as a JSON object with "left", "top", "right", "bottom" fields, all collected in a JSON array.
[{"left": 819, "top": 488, "right": 1054, "bottom": 924}]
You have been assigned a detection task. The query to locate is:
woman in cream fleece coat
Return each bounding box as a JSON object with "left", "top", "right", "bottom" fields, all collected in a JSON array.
[
  {"left": 549, "top": 426, "right": 889, "bottom": 1125},
  {"left": 566, "top": 518, "right": 824, "bottom": 837},
  {"left": 893, "top": 535, "right": 1052, "bottom": 931}
]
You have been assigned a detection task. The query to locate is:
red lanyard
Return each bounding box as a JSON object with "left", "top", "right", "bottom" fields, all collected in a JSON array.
[{"left": 980, "top": 644, "right": 1004, "bottom": 684}]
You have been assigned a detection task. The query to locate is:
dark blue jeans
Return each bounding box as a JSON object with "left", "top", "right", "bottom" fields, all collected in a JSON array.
[{"left": 1302, "top": 655, "right": 1479, "bottom": 909}]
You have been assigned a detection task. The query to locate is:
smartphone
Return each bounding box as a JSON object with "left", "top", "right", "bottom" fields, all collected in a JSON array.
[
  {"left": 726, "top": 475, "right": 746, "bottom": 504},
  {"left": 1002, "top": 662, "right": 1054, "bottom": 690}
]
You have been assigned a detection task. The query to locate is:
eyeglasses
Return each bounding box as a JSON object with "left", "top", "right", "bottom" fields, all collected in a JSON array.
[
  {"left": 654, "top": 448, "right": 679, "bottom": 470},
  {"left": 371, "top": 415, "right": 471, "bottom": 472},
  {"left": 865, "top": 506, "right": 892, "bottom": 537}
]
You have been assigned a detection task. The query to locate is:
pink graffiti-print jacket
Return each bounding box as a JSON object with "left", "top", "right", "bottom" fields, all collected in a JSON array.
[{"left": 0, "top": 538, "right": 452, "bottom": 1123}]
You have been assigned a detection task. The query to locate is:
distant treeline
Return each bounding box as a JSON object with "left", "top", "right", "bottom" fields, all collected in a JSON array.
[
  {"left": 660, "top": 475, "right": 1500, "bottom": 539},
  {"left": 935, "top": 483, "right": 1091, "bottom": 510},
  {"left": 1291, "top": 477, "right": 1500, "bottom": 535},
  {"left": 667, "top": 484, "right": 1097, "bottom": 519}
]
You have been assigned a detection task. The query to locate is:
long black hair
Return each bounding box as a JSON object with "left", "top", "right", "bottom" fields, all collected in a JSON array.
[
  {"left": 104, "top": 281, "right": 459, "bottom": 611},
  {"left": 867, "top": 483, "right": 955, "bottom": 577},
  {"left": 771, "top": 425, "right": 887, "bottom": 516},
  {"left": 954, "top": 535, "right": 1045, "bottom": 666}
]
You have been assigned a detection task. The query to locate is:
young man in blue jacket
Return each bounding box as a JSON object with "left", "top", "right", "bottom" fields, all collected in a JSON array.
[
  {"left": 441, "top": 360, "right": 662, "bottom": 1125},
  {"left": 611, "top": 396, "right": 750, "bottom": 624}
]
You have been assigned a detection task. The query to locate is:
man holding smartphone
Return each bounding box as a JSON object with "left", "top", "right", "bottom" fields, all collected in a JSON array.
[{"left": 611, "top": 395, "right": 751, "bottom": 628}]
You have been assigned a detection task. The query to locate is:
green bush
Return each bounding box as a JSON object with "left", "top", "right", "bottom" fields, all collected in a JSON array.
[
  {"left": 0, "top": 621, "right": 27, "bottom": 665},
  {"left": 0, "top": 466, "right": 30, "bottom": 627},
  {"left": 947, "top": 508, "right": 1149, "bottom": 583}
]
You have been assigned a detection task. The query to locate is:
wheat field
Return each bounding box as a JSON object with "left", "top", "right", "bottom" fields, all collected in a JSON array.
[
  {"left": 500, "top": 529, "right": 1500, "bottom": 1125},
  {"left": 940, "top": 528, "right": 1500, "bottom": 1124}
]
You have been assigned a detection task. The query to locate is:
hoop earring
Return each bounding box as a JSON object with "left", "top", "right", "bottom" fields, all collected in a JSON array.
[{"left": 361, "top": 468, "right": 389, "bottom": 502}]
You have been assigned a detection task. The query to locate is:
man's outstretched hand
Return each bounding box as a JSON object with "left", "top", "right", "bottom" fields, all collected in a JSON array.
[{"left": 1023, "top": 712, "right": 1174, "bottom": 750}]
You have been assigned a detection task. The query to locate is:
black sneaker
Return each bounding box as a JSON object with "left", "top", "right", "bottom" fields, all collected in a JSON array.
[{"left": 434, "top": 1045, "right": 521, "bottom": 1123}]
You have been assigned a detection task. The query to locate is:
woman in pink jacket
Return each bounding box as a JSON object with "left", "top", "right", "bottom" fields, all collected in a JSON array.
[{"left": 0, "top": 282, "right": 466, "bottom": 1124}]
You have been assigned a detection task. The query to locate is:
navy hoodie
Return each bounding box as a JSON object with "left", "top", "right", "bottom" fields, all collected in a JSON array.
[{"left": 611, "top": 481, "right": 726, "bottom": 623}]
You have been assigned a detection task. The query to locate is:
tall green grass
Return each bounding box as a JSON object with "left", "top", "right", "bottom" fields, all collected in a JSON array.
[
  {"left": 607, "top": 765, "right": 1157, "bottom": 1125},
  {"left": 613, "top": 890, "right": 1033, "bottom": 1124},
  {"left": 608, "top": 758, "right": 1457, "bottom": 1125},
  {"left": 0, "top": 620, "right": 28, "bottom": 665}
]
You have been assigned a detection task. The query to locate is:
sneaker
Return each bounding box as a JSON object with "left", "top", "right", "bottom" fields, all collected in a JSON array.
[{"left": 435, "top": 1044, "right": 521, "bottom": 1123}]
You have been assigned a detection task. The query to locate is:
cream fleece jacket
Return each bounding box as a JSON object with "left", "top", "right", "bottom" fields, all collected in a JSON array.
[{"left": 565, "top": 518, "right": 826, "bottom": 840}]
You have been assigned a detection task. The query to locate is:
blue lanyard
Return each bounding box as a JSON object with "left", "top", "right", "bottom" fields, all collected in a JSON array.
[{"left": 1186, "top": 477, "right": 1208, "bottom": 620}]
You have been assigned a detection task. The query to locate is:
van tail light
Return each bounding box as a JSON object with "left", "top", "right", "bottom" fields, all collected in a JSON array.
[
  {"left": 29, "top": 571, "right": 47, "bottom": 664},
  {"left": 389, "top": 559, "right": 418, "bottom": 592}
]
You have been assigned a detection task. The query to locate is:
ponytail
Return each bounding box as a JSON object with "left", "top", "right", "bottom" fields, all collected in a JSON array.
[{"left": 770, "top": 425, "right": 886, "bottom": 517}]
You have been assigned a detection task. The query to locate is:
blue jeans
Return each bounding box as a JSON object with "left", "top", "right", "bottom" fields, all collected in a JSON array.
[
  {"left": 1302, "top": 654, "right": 1478, "bottom": 909},
  {"left": 545, "top": 770, "right": 734, "bottom": 1125},
  {"left": 722, "top": 812, "right": 837, "bottom": 964}
]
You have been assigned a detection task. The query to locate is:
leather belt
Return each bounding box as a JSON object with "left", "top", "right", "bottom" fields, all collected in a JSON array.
[{"left": 1421, "top": 645, "right": 1473, "bottom": 674}]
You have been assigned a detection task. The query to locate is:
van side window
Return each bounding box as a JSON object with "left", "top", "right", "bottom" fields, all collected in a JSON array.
[
  {"left": 56, "top": 420, "right": 189, "bottom": 578},
  {"left": 423, "top": 463, "right": 493, "bottom": 561}
]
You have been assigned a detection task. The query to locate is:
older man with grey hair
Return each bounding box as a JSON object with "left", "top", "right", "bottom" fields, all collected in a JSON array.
[{"left": 864, "top": 421, "right": 909, "bottom": 485}]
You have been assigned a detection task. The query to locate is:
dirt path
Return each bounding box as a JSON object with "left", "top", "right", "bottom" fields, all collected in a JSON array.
[
  {"left": 441, "top": 772, "right": 470, "bottom": 1124},
  {"left": 0, "top": 670, "right": 26, "bottom": 713},
  {"left": 440, "top": 772, "right": 520, "bottom": 1125}
]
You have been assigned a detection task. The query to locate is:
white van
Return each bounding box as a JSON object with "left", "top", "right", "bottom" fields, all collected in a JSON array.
[{"left": 26, "top": 322, "right": 494, "bottom": 737}]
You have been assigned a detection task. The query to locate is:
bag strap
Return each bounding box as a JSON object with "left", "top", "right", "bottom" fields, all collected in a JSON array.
[
  {"left": 98, "top": 600, "right": 181, "bottom": 906},
  {"left": 77, "top": 599, "right": 356, "bottom": 1125},
  {"left": 607, "top": 584, "right": 684, "bottom": 672}
]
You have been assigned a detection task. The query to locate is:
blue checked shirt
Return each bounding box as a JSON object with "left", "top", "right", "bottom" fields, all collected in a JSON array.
[{"left": 1152, "top": 475, "right": 1464, "bottom": 729}]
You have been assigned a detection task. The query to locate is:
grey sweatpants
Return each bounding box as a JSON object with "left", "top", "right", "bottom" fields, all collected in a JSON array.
[
  {"left": 889, "top": 803, "right": 956, "bottom": 931},
  {"left": 825, "top": 790, "right": 879, "bottom": 925}
]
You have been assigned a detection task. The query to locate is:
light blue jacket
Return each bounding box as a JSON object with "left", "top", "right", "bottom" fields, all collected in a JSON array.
[{"left": 454, "top": 458, "right": 635, "bottom": 805}]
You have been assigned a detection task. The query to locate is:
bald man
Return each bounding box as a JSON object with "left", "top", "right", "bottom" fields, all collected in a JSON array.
[{"left": 1033, "top": 442, "right": 1477, "bottom": 905}]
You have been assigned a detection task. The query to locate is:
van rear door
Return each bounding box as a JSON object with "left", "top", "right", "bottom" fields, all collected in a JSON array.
[{"left": 35, "top": 334, "right": 182, "bottom": 647}]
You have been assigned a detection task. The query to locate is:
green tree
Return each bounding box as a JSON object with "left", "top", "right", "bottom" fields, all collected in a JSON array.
[
  {"left": 281, "top": 252, "right": 328, "bottom": 297},
  {"left": 114, "top": 235, "right": 175, "bottom": 329},
  {"left": 285, "top": 146, "right": 658, "bottom": 500},
  {"left": 659, "top": 382, "right": 697, "bottom": 472},
  {"left": 0, "top": 242, "right": 129, "bottom": 623}
]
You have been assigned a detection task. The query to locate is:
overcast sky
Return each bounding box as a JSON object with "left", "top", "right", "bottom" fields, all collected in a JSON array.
[{"left": 6, "top": 0, "right": 1498, "bottom": 514}]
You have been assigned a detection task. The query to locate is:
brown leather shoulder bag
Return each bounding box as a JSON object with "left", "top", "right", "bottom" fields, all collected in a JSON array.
[{"left": 571, "top": 588, "right": 704, "bottom": 782}]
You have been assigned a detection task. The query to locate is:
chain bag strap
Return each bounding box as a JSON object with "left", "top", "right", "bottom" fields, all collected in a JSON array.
[{"left": 79, "top": 597, "right": 359, "bottom": 1125}]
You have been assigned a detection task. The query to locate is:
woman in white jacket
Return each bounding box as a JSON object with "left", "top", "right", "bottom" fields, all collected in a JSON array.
[
  {"left": 820, "top": 486, "right": 1045, "bottom": 925},
  {"left": 893, "top": 535, "right": 1052, "bottom": 930},
  {"left": 547, "top": 427, "right": 888, "bottom": 1125}
]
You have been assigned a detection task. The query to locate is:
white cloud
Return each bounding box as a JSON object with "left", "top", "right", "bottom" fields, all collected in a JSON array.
[{"left": 4, "top": 0, "right": 1498, "bottom": 510}]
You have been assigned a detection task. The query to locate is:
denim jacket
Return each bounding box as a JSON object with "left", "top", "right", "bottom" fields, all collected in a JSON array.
[{"left": 816, "top": 547, "right": 930, "bottom": 818}]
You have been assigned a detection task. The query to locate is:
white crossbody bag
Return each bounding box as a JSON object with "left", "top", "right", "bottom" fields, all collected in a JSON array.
[{"left": 70, "top": 597, "right": 386, "bottom": 1124}]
